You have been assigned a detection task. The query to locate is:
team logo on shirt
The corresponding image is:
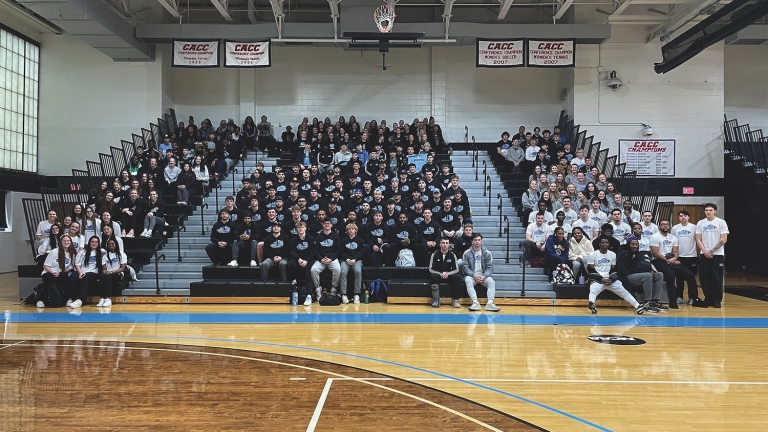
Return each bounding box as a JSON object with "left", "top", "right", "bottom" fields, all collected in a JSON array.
[
  {"left": 230, "top": 214, "right": 239, "bottom": 221},
  {"left": 386, "top": 219, "right": 395, "bottom": 226},
  {"left": 89, "top": 255, "right": 97, "bottom": 262},
  {"left": 301, "top": 184, "right": 311, "bottom": 191},
  {"left": 643, "top": 230, "right": 654, "bottom": 237},
  {"left": 396, "top": 231, "right": 409, "bottom": 239},
  {"left": 270, "top": 240, "right": 284, "bottom": 248},
  {"left": 345, "top": 242, "right": 359, "bottom": 250},
  {"left": 217, "top": 226, "right": 231, "bottom": 233},
  {"left": 597, "top": 258, "right": 611, "bottom": 265},
  {"left": 423, "top": 227, "right": 435, "bottom": 235},
  {"left": 276, "top": 185, "right": 286, "bottom": 192},
  {"left": 111, "top": 257, "right": 118, "bottom": 263},
  {"left": 371, "top": 229, "right": 383, "bottom": 237},
  {"left": 253, "top": 214, "right": 262, "bottom": 222},
  {"left": 702, "top": 224, "right": 717, "bottom": 232},
  {"left": 662, "top": 239, "right": 672, "bottom": 247},
  {"left": 296, "top": 241, "right": 308, "bottom": 250},
  {"left": 320, "top": 239, "right": 334, "bottom": 247},
  {"left": 432, "top": 205, "right": 441, "bottom": 213},
  {"left": 266, "top": 202, "right": 276, "bottom": 208},
  {"left": 44, "top": 228, "right": 51, "bottom": 234},
  {"left": 277, "top": 214, "right": 285, "bottom": 221},
  {"left": 676, "top": 229, "right": 692, "bottom": 236},
  {"left": 413, "top": 217, "right": 424, "bottom": 225},
  {"left": 244, "top": 229, "right": 251, "bottom": 236},
  {"left": 73, "top": 242, "right": 79, "bottom": 249},
  {"left": 533, "top": 229, "right": 545, "bottom": 236},
  {"left": 308, "top": 203, "right": 319, "bottom": 211},
  {"left": 330, "top": 217, "right": 338, "bottom": 225},
  {"left": 455, "top": 205, "right": 464, "bottom": 213}
]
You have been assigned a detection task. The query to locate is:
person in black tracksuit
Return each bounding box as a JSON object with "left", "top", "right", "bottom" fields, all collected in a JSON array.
[
  {"left": 362, "top": 211, "right": 390, "bottom": 267},
  {"left": 289, "top": 221, "right": 317, "bottom": 305},
  {"left": 206, "top": 208, "right": 236, "bottom": 265},
  {"left": 419, "top": 208, "right": 443, "bottom": 260},
  {"left": 388, "top": 213, "right": 424, "bottom": 267},
  {"left": 261, "top": 222, "right": 290, "bottom": 282},
  {"left": 429, "top": 238, "right": 462, "bottom": 308}
]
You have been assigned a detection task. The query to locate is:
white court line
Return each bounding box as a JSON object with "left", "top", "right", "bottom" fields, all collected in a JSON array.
[
  {"left": 332, "top": 377, "right": 768, "bottom": 386},
  {"left": 290, "top": 377, "right": 307, "bottom": 381},
  {"left": 0, "top": 340, "right": 25, "bottom": 351},
  {"left": 306, "top": 378, "right": 334, "bottom": 432}
]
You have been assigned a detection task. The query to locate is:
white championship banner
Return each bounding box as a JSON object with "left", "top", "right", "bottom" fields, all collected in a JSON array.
[
  {"left": 527, "top": 40, "right": 575, "bottom": 67},
  {"left": 224, "top": 41, "right": 271, "bottom": 68},
  {"left": 619, "top": 139, "right": 676, "bottom": 176},
  {"left": 476, "top": 39, "right": 525, "bottom": 68},
  {"left": 172, "top": 40, "right": 219, "bottom": 67}
]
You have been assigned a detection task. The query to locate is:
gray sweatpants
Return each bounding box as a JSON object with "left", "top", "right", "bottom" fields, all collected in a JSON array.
[
  {"left": 311, "top": 259, "right": 341, "bottom": 289},
  {"left": 340, "top": 261, "right": 362, "bottom": 295},
  {"left": 464, "top": 276, "right": 496, "bottom": 303},
  {"left": 626, "top": 272, "right": 663, "bottom": 301}
]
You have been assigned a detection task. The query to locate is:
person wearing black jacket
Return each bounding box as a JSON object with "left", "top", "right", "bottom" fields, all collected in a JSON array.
[
  {"left": 419, "top": 208, "right": 442, "bottom": 259},
  {"left": 453, "top": 224, "right": 474, "bottom": 263},
  {"left": 592, "top": 223, "right": 621, "bottom": 254},
  {"left": 429, "top": 238, "right": 462, "bottom": 308},
  {"left": 289, "top": 222, "right": 316, "bottom": 305},
  {"left": 261, "top": 222, "right": 290, "bottom": 282},
  {"left": 616, "top": 236, "right": 665, "bottom": 313},
  {"left": 256, "top": 208, "right": 279, "bottom": 263},
  {"left": 339, "top": 223, "right": 366, "bottom": 304},
  {"left": 436, "top": 198, "right": 461, "bottom": 239},
  {"left": 119, "top": 188, "right": 144, "bottom": 237},
  {"left": 363, "top": 211, "right": 390, "bottom": 267},
  {"left": 228, "top": 212, "right": 258, "bottom": 267},
  {"left": 206, "top": 208, "right": 236, "bottom": 265},
  {"left": 141, "top": 190, "right": 165, "bottom": 237},
  {"left": 388, "top": 213, "right": 423, "bottom": 266},
  {"left": 311, "top": 219, "right": 342, "bottom": 298}
]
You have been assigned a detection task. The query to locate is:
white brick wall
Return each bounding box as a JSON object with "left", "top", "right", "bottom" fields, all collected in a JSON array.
[{"left": 725, "top": 45, "right": 768, "bottom": 134}]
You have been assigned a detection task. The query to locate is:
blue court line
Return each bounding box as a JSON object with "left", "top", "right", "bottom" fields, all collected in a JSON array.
[
  {"left": 6, "top": 311, "right": 768, "bottom": 328},
  {"left": 4, "top": 333, "right": 611, "bottom": 431}
]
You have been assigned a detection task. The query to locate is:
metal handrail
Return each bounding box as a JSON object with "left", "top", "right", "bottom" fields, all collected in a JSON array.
[
  {"left": 497, "top": 193, "right": 503, "bottom": 237},
  {"left": 486, "top": 175, "right": 492, "bottom": 216},
  {"left": 200, "top": 202, "right": 208, "bottom": 235},
  {"left": 176, "top": 213, "right": 188, "bottom": 262},
  {"left": 482, "top": 161, "right": 487, "bottom": 197},
  {"left": 464, "top": 125, "right": 469, "bottom": 155},
  {"left": 518, "top": 241, "right": 526, "bottom": 297},
  {"left": 503, "top": 216, "right": 510, "bottom": 263}
]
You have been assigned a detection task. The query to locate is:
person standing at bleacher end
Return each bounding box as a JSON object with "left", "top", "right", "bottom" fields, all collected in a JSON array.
[
  {"left": 695, "top": 203, "right": 729, "bottom": 308},
  {"left": 671, "top": 210, "right": 700, "bottom": 304},
  {"left": 206, "top": 208, "right": 236, "bottom": 266}
]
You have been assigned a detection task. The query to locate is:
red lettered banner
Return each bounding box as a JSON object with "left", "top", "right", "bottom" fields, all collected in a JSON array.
[
  {"left": 224, "top": 41, "right": 271, "bottom": 68},
  {"left": 619, "top": 139, "right": 676, "bottom": 176},
  {"left": 527, "top": 40, "right": 575, "bottom": 67},
  {"left": 172, "top": 40, "right": 219, "bottom": 68},
  {"left": 476, "top": 39, "right": 525, "bottom": 68}
]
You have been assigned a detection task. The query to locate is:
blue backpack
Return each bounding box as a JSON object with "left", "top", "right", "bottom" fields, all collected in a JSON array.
[{"left": 369, "top": 279, "right": 388, "bottom": 302}]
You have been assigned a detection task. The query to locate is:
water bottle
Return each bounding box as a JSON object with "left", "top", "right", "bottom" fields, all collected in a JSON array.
[
  {"left": 578, "top": 275, "right": 585, "bottom": 284},
  {"left": 291, "top": 289, "right": 298, "bottom": 306},
  {"left": 552, "top": 270, "right": 557, "bottom": 282},
  {"left": 364, "top": 289, "right": 369, "bottom": 304}
]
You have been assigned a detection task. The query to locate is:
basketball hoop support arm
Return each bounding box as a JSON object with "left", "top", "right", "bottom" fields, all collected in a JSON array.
[
  {"left": 442, "top": 0, "right": 455, "bottom": 40},
  {"left": 268, "top": 0, "right": 285, "bottom": 39},
  {"left": 328, "top": 0, "right": 341, "bottom": 40}
]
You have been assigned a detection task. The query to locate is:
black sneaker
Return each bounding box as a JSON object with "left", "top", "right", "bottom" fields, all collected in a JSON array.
[
  {"left": 635, "top": 303, "right": 646, "bottom": 315},
  {"left": 654, "top": 301, "right": 669, "bottom": 312},
  {"left": 669, "top": 302, "right": 679, "bottom": 310},
  {"left": 588, "top": 301, "right": 598, "bottom": 314},
  {"left": 644, "top": 301, "right": 659, "bottom": 314},
  {"left": 713, "top": 301, "right": 722, "bottom": 308}
]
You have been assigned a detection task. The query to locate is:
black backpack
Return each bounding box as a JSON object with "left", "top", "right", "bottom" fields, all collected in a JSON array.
[{"left": 43, "top": 283, "right": 68, "bottom": 308}]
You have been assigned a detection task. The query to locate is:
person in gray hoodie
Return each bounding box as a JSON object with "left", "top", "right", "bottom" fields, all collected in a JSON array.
[
  {"left": 505, "top": 139, "right": 525, "bottom": 173},
  {"left": 460, "top": 233, "right": 499, "bottom": 312}
]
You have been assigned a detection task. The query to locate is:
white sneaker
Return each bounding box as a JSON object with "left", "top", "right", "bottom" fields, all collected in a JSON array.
[
  {"left": 303, "top": 295, "right": 312, "bottom": 306},
  {"left": 70, "top": 299, "right": 82, "bottom": 308},
  {"left": 103, "top": 298, "right": 112, "bottom": 307},
  {"left": 341, "top": 295, "right": 349, "bottom": 304},
  {"left": 141, "top": 229, "right": 149, "bottom": 237},
  {"left": 250, "top": 260, "right": 258, "bottom": 267},
  {"left": 468, "top": 301, "right": 482, "bottom": 311},
  {"left": 66, "top": 299, "right": 73, "bottom": 307},
  {"left": 353, "top": 295, "right": 360, "bottom": 304},
  {"left": 36, "top": 301, "right": 45, "bottom": 308},
  {"left": 484, "top": 302, "right": 500, "bottom": 312},
  {"left": 227, "top": 260, "right": 238, "bottom": 267},
  {"left": 96, "top": 299, "right": 105, "bottom": 307},
  {"left": 452, "top": 299, "right": 461, "bottom": 308}
]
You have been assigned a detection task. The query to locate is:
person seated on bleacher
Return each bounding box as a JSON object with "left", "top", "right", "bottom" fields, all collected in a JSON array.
[
  {"left": 533, "top": 150, "right": 551, "bottom": 174},
  {"left": 98, "top": 238, "right": 126, "bottom": 308},
  {"left": 381, "top": 198, "right": 400, "bottom": 227},
  {"left": 311, "top": 218, "right": 342, "bottom": 298},
  {"left": 176, "top": 162, "right": 197, "bottom": 205},
  {"left": 35, "top": 209, "right": 59, "bottom": 249},
  {"left": 317, "top": 141, "right": 334, "bottom": 174},
  {"left": 460, "top": 233, "right": 499, "bottom": 312},
  {"left": 333, "top": 143, "right": 353, "bottom": 173},
  {"left": 506, "top": 141, "right": 525, "bottom": 174},
  {"left": 451, "top": 189, "right": 471, "bottom": 223},
  {"left": 568, "top": 226, "right": 594, "bottom": 279},
  {"left": 631, "top": 222, "right": 651, "bottom": 252},
  {"left": 592, "top": 223, "right": 620, "bottom": 254},
  {"left": 206, "top": 208, "right": 236, "bottom": 266},
  {"left": 588, "top": 198, "right": 608, "bottom": 227},
  {"left": 339, "top": 223, "right": 365, "bottom": 304},
  {"left": 39, "top": 234, "right": 79, "bottom": 308},
  {"left": 388, "top": 213, "right": 423, "bottom": 266},
  {"left": 572, "top": 205, "right": 599, "bottom": 240},
  {"left": 453, "top": 224, "right": 474, "bottom": 264},
  {"left": 564, "top": 164, "right": 580, "bottom": 185},
  {"left": 419, "top": 208, "right": 442, "bottom": 258},
  {"left": 60, "top": 216, "right": 73, "bottom": 237},
  {"left": 544, "top": 226, "right": 572, "bottom": 281},
  {"left": 74, "top": 236, "right": 104, "bottom": 307},
  {"left": 622, "top": 200, "right": 641, "bottom": 225},
  {"left": 528, "top": 200, "right": 554, "bottom": 225},
  {"left": 163, "top": 157, "right": 181, "bottom": 193},
  {"left": 585, "top": 237, "right": 646, "bottom": 315},
  {"left": 288, "top": 221, "right": 316, "bottom": 306},
  {"left": 609, "top": 209, "right": 632, "bottom": 246},
  {"left": 435, "top": 164, "right": 454, "bottom": 190},
  {"left": 118, "top": 189, "right": 144, "bottom": 238},
  {"left": 362, "top": 210, "right": 390, "bottom": 268},
  {"left": 67, "top": 221, "right": 85, "bottom": 252},
  {"left": 261, "top": 221, "right": 290, "bottom": 283},
  {"left": 437, "top": 198, "right": 461, "bottom": 239},
  {"left": 284, "top": 205, "right": 305, "bottom": 236},
  {"left": 521, "top": 180, "right": 540, "bottom": 225},
  {"left": 524, "top": 212, "right": 551, "bottom": 264},
  {"left": 36, "top": 224, "right": 62, "bottom": 265},
  {"left": 140, "top": 190, "right": 165, "bottom": 238},
  {"left": 556, "top": 197, "right": 578, "bottom": 226},
  {"left": 616, "top": 235, "right": 665, "bottom": 313},
  {"left": 428, "top": 237, "right": 462, "bottom": 308},
  {"left": 552, "top": 211, "right": 572, "bottom": 238},
  {"left": 596, "top": 191, "right": 612, "bottom": 214},
  {"left": 228, "top": 212, "right": 258, "bottom": 267}
]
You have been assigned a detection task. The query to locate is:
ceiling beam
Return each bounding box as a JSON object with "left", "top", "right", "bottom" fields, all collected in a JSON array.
[
  {"left": 268, "top": 0, "right": 285, "bottom": 38},
  {"left": 498, "top": 0, "right": 514, "bottom": 20},
  {"left": 607, "top": 15, "right": 668, "bottom": 24},
  {"left": 156, "top": 0, "right": 181, "bottom": 19},
  {"left": 649, "top": 0, "right": 714, "bottom": 40},
  {"left": 554, "top": 0, "right": 574, "bottom": 20},
  {"left": 210, "top": 0, "right": 233, "bottom": 22},
  {"left": 610, "top": 0, "right": 635, "bottom": 16}
]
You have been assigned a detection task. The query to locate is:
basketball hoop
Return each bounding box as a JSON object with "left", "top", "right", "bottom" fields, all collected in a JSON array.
[{"left": 374, "top": 4, "right": 396, "bottom": 33}]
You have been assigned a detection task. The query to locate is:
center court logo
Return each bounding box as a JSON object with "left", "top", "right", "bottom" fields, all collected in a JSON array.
[{"left": 587, "top": 335, "right": 646, "bottom": 345}]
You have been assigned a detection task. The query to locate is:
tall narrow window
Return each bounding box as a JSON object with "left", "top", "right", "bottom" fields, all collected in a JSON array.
[{"left": 0, "top": 26, "right": 39, "bottom": 172}]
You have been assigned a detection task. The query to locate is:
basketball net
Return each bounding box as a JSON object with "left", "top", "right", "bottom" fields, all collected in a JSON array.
[{"left": 374, "top": 4, "right": 396, "bottom": 33}]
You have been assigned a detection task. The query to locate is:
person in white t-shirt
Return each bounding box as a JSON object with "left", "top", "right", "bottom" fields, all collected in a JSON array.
[
  {"left": 640, "top": 211, "right": 659, "bottom": 238},
  {"left": 650, "top": 220, "right": 699, "bottom": 306},
  {"left": 100, "top": 238, "right": 127, "bottom": 308},
  {"left": 609, "top": 209, "right": 631, "bottom": 245},
  {"left": 671, "top": 210, "right": 699, "bottom": 303},
  {"left": 622, "top": 200, "right": 641, "bottom": 225},
  {"left": 572, "top": 205, "right": 599, "bottom": 240},
  {"left": 75, "top": 236, "right": 104, "bottom": 307},
  {"left": 585, "top": 237, "right": 645, "bottom": 315},
  {"left": 527, "top": 200, "right": 554, "bottom": 225},
  {"left": 631, "top": 223, "right": 650, "bottom": 252},
  {"left": 559, "top": 197, "right": 578, "bottom": 226},
  {"left": 589, "top": 199, "right": 608, "bottom": 228},
  {"left": 35, "top": 209, "right": 58, "bottom": 248},
  {"left": 524, "top": 213, "right": 551, "bottom": 264},
  {"left": 40, "top": 234, "right": 79, "bottom": 308},
  {"left": 695, "top": 203, "right": 728, "bottom": 308},
  {"left": 67, "top": 222, "right": 86, "bottom": 252}
]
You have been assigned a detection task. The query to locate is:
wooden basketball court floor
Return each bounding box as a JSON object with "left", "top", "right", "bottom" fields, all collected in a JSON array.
[{"left": 1, "top": 272, "right": 767, "bottom": 431}]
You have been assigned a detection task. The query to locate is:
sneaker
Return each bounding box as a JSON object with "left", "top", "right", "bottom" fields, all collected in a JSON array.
[
  {"left": 713, "top": 301, "right": 722, "bottom": 308},
  {"left": 588, "top": 301, "right": 598, "bottom": 314},
  {"left": 645, "top": 303, "right": 659, "bottom": 314},
  {"left": 654, "top": 302, "right": 669, "bottom": 312},
  {"left": 66, "top": 299, "right": 73, "bottom": 307},
  {"left": 180, "top": 201, "right": 187, "bottom": 205},
  {"left": 692, "top": 298, "right": 708, "bottom": 308},
  {"left": 341, "top": 295, "right": 349, "bottom": 304},
  {"left": 676, "top": 297, "right": 685, "bottom": 305},
  {"left": 36, "top": 301, "right": 45, "bottom": 308},
  {"left": 451, "top": 299, "right": 461, "bottom": 308},
  {"left": 250, "top": 260, "right": 258, "bottom": 267},
  {"left": 126, "top": 231, "right": 134, "bottom": 238},
  {"left": 431, "top": 299, "right": 440, "bottom": 308},
  {"left": 96, "top": 299, "right": 105, "bottom": 307},
  {"left": 468, "top": 301, "right": 482, "bottom": 311},
  {"left": 669, "top": 302, "right": 679, "bottom": 310},
  {"left": 315, "top": 287, "right": 322, "bottom": 300},
  {"left": 687, "top": 298, "right": 695, "bottom": 305},
  {"left": 103, "top": 298, "right": 112, "bottom": 307},
  {"left": 227, "top": 260, "right": 238, "bottom": 267},
  {"left": 635, "top": 303, "right": 646, "bottom": 315},
  {"left": 353, "top": 295, "right": 360, "bottom": 304},
  {"left": 70, "top": 299, "right": 82, "bottom": 308},
  {"left": 177, "top": 201, "right": 184, "bottom": 204},
  {"left": 303, "top": 295, "right": 312, "bottom": 306},
  {"left": 484, "top": 302, "right": 500, "bottom": 312}
]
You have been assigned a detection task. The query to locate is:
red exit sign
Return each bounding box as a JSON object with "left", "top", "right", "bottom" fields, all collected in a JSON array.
[{"left": 683, "top": 187, "right": 694, "bottom": 195}]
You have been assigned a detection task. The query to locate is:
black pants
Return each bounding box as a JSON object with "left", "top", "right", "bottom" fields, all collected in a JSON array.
[
  {"left": 288, "top": 259, "right": 313, "bottom": 297},
  {"left": 677, "top": 257, "right": 699, "bottom": 299},
  {"left": 120, "top": 211, "right": 139, "bottom": 234},
  {"left": 522, "top": 241, "right": 542, "bottom": 263},
  {"left": 77, "top": 272, "right": 99, "bottom": 303},
  {"left": 653, "top": 259, "right": 698, "bottom": 301},
  {"left": 205, "top": 243, "right": 232, "bottom": 265},
  {"left": 42, "top": 271, "right": 78, "bottom": 300},
  {"left": 430, "top": 273, "right": 463, "bottom": 300},
  {"left": 100, "top": 273, "right": 122, "bottom": 298},
  {"left": 699, "top": 255, "right": 724, "bottom": 303},
  {"left": 365, "top": 243, "right": 389, "bottom": 268}
]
